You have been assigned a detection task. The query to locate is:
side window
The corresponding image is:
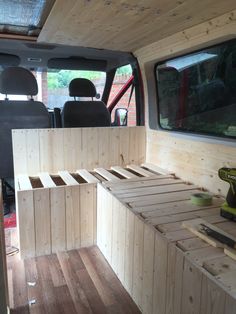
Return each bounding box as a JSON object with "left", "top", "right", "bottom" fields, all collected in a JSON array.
[
  {"left": 108, "top": 64, "right": 137, "bottom": 126},
  {"left": 156, "top": 41, "right": 236, "bottom": 139}
]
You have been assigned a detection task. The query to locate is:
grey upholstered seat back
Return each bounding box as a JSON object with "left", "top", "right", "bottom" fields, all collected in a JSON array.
[
  {"left": 62, "top": 78, "right": 111, "bottom": 128},
  {"left": 0, "top": 67, "right": 50, "bottom": 178}
]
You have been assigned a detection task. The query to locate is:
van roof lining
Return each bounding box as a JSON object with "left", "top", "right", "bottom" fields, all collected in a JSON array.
[{"left": 0, "top": 39, "right": 135, "bottom": 71}]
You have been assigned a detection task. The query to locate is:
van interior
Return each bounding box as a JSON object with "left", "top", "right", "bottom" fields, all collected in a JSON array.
[{"left": 1, "top": 1, "right": 236, "bottom": 314}]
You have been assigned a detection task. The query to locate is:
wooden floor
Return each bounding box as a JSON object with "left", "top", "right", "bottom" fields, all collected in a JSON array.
[{"left": 6, "top": 231, "right": 140, "bottom": 314}]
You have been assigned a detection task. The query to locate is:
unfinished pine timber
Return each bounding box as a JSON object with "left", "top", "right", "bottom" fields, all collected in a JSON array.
[
  {"left": 97, "top": 175, "right": 236, "bottom": 313},
  {"left": 16, "top": 171, "right": 99, "bottom": 259},
  {"left": 15, "top": 165, "right": 155, "bottom": 259},
  {"left": 134, "top": 10, "right": 236, "bottom": 198},
  {"left": 38, "top": 1, "right": 236, "bottom": 52},
  {"left": 12, "top": 126, "right": 146, "bottom": 176}
]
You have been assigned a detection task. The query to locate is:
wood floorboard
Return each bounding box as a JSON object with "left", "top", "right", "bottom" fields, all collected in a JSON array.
[{"left": 7, "top": 242, "right": 141, "bottom": 314}]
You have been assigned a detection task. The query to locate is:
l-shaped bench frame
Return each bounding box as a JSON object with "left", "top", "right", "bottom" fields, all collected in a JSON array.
[{"left": 12, "top": 126, "right": 236, "bottom": 313}]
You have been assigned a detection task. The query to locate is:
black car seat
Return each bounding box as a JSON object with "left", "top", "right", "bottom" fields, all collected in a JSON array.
[
  {"left": 0, "top": 67, "right": 50, "bottom": 179},
  {"left": 62, "top": 78, "right": 111, "bottom": 127}
]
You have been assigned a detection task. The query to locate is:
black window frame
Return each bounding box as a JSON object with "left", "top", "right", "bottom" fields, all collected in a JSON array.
[{"left": 155, "top": 38, "right": 236, "bottom": 140}]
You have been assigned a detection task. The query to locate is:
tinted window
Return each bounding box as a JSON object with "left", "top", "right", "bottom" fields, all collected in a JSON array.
[{"left": 156, "top": 40, "right": 236, "bottom": 138}]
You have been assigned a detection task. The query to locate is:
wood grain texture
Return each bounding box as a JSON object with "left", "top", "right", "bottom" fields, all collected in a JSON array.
[
  {"left": 145, "top": 130, "right": 236, "bottom": 196},
  {"left": 38, "top": 0, "right": 236, "bottom": 51},
  {"left": 97, "top": 176, "right": 236, "bottom": 313},
  {"left": 12, "top": 127, "right": 146, "bottom": 176},
  {"left": 135, "top": 9, "right": 236, "bottom": 63},
  {"left": 17, "top": 183, "right": 97, "bottom": 258},
  {"left": 7, "top": 246, "right": 141, "bottom": 314}
]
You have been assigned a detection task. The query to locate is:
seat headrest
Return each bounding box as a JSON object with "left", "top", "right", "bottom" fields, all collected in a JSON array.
[
  {"left": 69, "top": 78, "right": 96, "bottom": 97},
  {"left": 0, "top": 67, "right": 38, "bottom": 96}
]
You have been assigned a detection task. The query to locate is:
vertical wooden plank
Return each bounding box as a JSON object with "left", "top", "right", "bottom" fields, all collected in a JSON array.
[
  {"left": 103, "top": 190, "right": 113, "bottom": 263},
  {"left": 137, "top": 126, "right": 146, "bottom": 164},
  {"left": 51, "top": 128, "right": 65, "bottom": 172},
  {"left": 0, "top": 182, "right": 8, "bottom": 314},
  {"left": 124, "top": 208, "right": 135, "bottom": 295},
  {"left": 71, "top": 128, "right": 82, "bottom": 169},
  {"left": 93, "top": 184, "right": 97, "bottom": 244},
  {"left": 16, "top": 190, "right": 35, "bottom": 258},
  {"left": 80, "top": 184, "right": 94, "bottom": 247},
  {"left": 152, "top": 233, "right": 168, "bottom": 314},
  {"left": 97, "top": 184, "right": 112, "bottom": 261},
  {"left": 132, "top": 215, "right": 144, "bottom": 309},
  {"left": 110, "top": 127, "right": 120, "bottom": 166},
  {"left": 111, "top": 196, "right": 119, "bottom": 274},
  {"left": 117, "top": 203, "right": 126, "bottom": 283},
  {"left": 111, "top": 196, "right": 126, "bottom": 281},
  {"left": 129, "top": 127, "right": 139, "bottom": 164},
  {"left": 63, "top": 128, "right": 74, "bottom": 172},
  {"left": 80, "top": 128, "right": 88, "bottom": 169},
  {"left": 86, "top": 128, "right": 99, "bottom": 169},
  {"left": 51, "top": 187, "right": 66, "bottom": 253},
  {"left": 142, "top": 224, "right": 155, "bottom": 314},
  {"left": 97, "top": 184, "right": 104, "bottom": 254},
  {"left": 165, "top": 243, "right": 176, "bottom": 314},
  {"left": 225, "top": 294, "right": 236, "bottom": 314},
  {"left": 200, "top": 273, "right": 226, "bottom": 314},
  {"left": 39, "top": 129, "right": 53, "bottom": 173},
  {"left": 26, "top": 129, "right": 40, "bottom": 175},
  {"left": 173, "top": 248, "right": 185, "bottom": 314},
  {"left": 12, "top": 129, "right": 28, "bottom": 175},
  {"left": 119, "top": 127, "right": 130, "bottom": 166},
  {"left": 98, "top": 127, "right": 110, "bottom": 167},
  {"left": 34, "top": 188, "right": 51, "bottom": 256},
  {"left": 181, "top": 258, "right": 203, "bottom": 314},
  {"left": 65, "top": 185, "right": 80, "bottom": 250}
]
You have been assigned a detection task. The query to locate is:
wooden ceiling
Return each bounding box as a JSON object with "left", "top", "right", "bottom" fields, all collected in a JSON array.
[{"left": 38, "top": 0, "right": 236, "bottom": 52}]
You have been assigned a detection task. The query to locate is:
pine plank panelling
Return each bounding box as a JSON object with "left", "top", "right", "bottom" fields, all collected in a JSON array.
[
  {"left": 12, "top": 127, "right": 146, "bottom": 176},
  {"left": 38, "top": 1, "right": 236, "bottom": 52},
  {"left": 97, "top": 175, "right": 236, "bottom": 313},
  {"left": 146, "top": 130, "right": 236, "bottom": 196},
  {"left": 16, "top": 175, "right": 97, "bottom": 259}
]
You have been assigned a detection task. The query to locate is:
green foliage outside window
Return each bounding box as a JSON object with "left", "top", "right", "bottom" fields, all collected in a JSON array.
[{"left": 47, "top": 70, "right": 105, "bottom": 89}]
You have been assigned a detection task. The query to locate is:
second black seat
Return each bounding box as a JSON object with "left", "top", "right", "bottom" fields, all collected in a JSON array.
[{"left": 62, "top": 78, "right": 111, "bottom": 128}]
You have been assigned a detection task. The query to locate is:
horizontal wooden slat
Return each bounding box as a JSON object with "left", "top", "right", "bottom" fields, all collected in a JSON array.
[
  {"left": 94, "top": 168, "right": 120, "bottom": 182},
  {"left": 58, "top": 171, "right": 79, "bottom": 186},
  {"left": 103, "top": 174, "right": 173, "bottom": 188},
  {"left": 140, "top": 198, "right": 223, "bottom": 218},
  {"left": 110, "top": 166, "right": 138, "bottom": 179},
  {"left": 38, "top": 172, "right": 56, "bottom": 188},
  {"left": 107, "top": 178, "right": 184, "bottom": 192},
  {"left": 113, "top": 183, "right": 198, "bottom": 198},
  {"left": 17, "top": 174, "right": 32, "bottom": 191},
  {"left": 76, "top": 169, "right": 100, "bottom": 183},
  {"left": 123, "top": 186, "right": 199, "bottom": 204},
  {"left": 127, "top": 164, "right": 154, "bottom": 177},
  {"left": 141, "top": 163, "right": 174, "bottom": 175},
  {"left": 128, "top": 189, "right": 201, "bottom": 208}
]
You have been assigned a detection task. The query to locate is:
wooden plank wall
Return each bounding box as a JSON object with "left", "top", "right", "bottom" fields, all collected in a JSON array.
[
  {"left": 135, "top": 9, "right": 236, "bottom": 65},
  {"left": 17, "top": 183, "right": 97, "bottom": 259},
  {"left": 133, "top": 10, "right": 236, "bottom": 197},
  {"left": 12, "top": 126, "right": 146, "bottom": 176},
  {"left": 145, "top": 130, "right": 236, "bottom": 196},
  {"left": 97, "top": 184, "right": 236, "bottom": 314},
  {"left": 38, "top": 0, "right": 236, "bottom": 52},
  {"left": 0, "top": 181, "right": 9, "bottom": 314}
]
